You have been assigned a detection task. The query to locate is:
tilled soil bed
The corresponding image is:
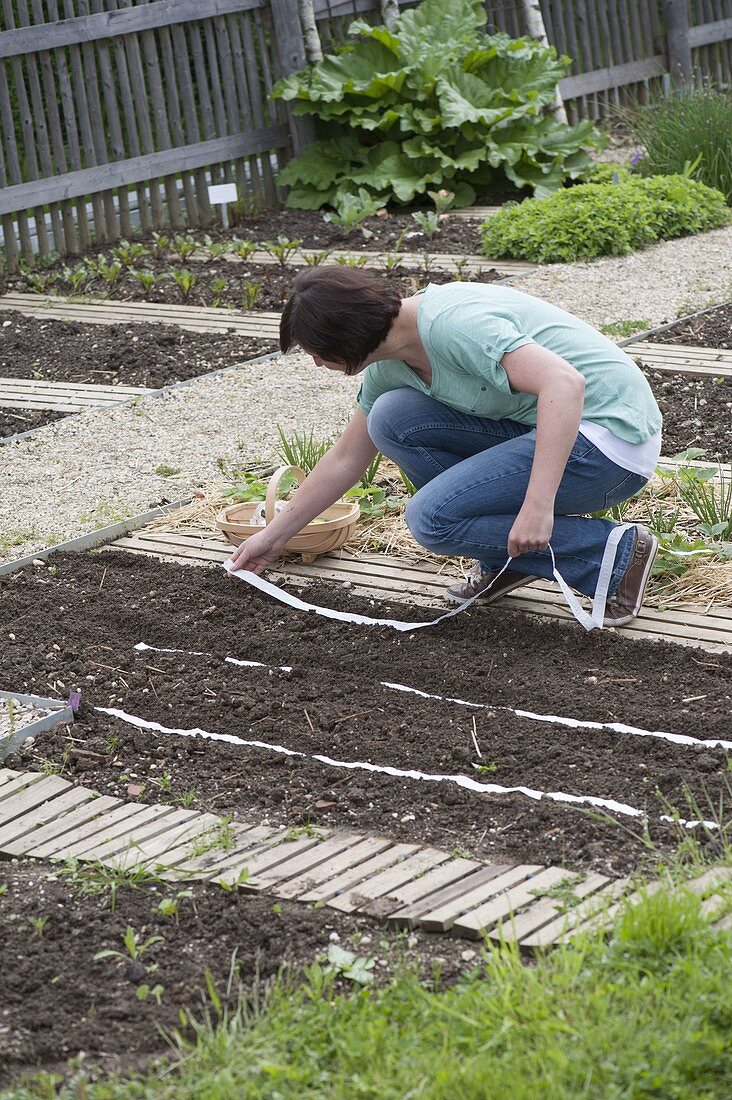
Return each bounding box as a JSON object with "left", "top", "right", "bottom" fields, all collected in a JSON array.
[
  {"left": 0, "top": 311, "right": 275, "bottom": 439},
  {"left": 2, "top": 552, "right": 730, "bottom": 882},
  {"left": 0, "top": 861, "right": 471, "bottom": 1087},
  {"left": 637, "top": 302, "right": 732, "bottom": 461}
]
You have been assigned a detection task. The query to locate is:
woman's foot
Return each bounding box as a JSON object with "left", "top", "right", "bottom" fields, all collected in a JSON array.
[
  {"left": 603, "top": 524, "right": 659, "bottom": 627},
  {"left": 443, "top": 562, "right": 538, "bottom": 605}
]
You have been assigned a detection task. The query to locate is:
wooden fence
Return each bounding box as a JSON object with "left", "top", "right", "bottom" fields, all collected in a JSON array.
[{"left": 0, "top": 0, "right": 731, "bottom": 270}]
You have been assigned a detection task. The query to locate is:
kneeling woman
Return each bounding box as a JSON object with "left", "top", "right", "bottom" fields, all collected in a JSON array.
[{"left": 230, "top": 267, "right": 662, "bottom": 627}]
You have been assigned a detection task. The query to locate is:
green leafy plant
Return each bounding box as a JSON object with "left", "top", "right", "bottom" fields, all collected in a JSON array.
[
  {"left": 171, "top": 233, "right": 197, "bottom": 262},
  {"left": 222, "top": 471, "right": 269, "bottom": 503},
  {"left": 110, "top": 239, "right": 149, "bottom": 267},
  {"left": 96, "top": 259, "right": 124, "bottom": 290},
  {"left": 241, "top": 281, "right": 262, "bottom": 309},
  {"left": 277, "top": 426, "right": 333, "bottom": 474},
  {"left": 62, "top": 263, "right": 94, "bottom": 295},
  {"left": 302, "top": 249, "right": 332, "bottom": 266},
  {"left": 130, "top": 268, "right": 157, "bottom": 298},
  {"left": 273, "top": 0, "right": 601, "bottom": 210},
  {"left": 411, "top": 210, "right": 441, "bottom": 237},
  {"left": 189, "top": 819, "right": 236, "bottom": 859},
  {"left": 210, "top": 276, "right": 228, "bottom": 307},
  {"left": 136, "top": 982, "right": 165, "bottom": 1004},
  {"left": 232, "top": 237, "right": 257, "bottom": 261},
  {"left": 203, "top": 234, "right": 234, "bottom": 259},
  {"left": 93, "top": 925, "right": 164, "bottom": 965},
  {"left": 323, "top": 188, "right": 384, "bottom": 231},
  {"left": 172, "top": 268, "right": 198, "bottom": 301},
  {"left": 599, "top": 319, "right": 651, "bottom": 338},
  {"left": 345, "top": 485, "right": 406, "bottom": 518},
  {"left": 622, "top": 86, "right": 732, "bottom": 202},
  {"left": 325, "top": 944, "right": 375, "bottom": 985},
  {"left": 480, "top": 174, "right": 730, "bottom": 263},
  {"left": 334, "top": 253, "right": 369, "bottom": 268},
  {"left": 262, "top": 236, "right": 302, "bottom": 268},
  {"left": 675, "top": 464, "right": 732, "bottom": 541},
  {"left": 151, "top": 231, "right": 170, "bottom": 257}
]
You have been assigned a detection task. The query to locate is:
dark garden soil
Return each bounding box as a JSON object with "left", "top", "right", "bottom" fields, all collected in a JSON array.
[
  {"left": 0, "top": 860, "right": 472, "bottom": 1087},
  {"left": 0, "top": 310, "right": 274, "bottom": 390},
  {"left": 636, "top": 302, "right": 732, "bottom": 461},
  {"left": 0, "top": 407, "right": 70, "bottom": 440},
  {"left": 2, "top": 552, "right": 730, "bottom": 886},
  {"left": 645, "top": 302, "right": 732, "bottom": 351}
]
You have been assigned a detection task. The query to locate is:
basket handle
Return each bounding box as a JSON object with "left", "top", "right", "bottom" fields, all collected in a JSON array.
[{"left": 264, "top": 464, "right": 305, "bottom": 525}]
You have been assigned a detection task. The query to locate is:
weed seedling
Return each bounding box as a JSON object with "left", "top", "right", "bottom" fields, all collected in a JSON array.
[
  {"left": 302, "top": 250, "right": 332, "bottom": 266},
  {"left": 136, "top": 983, "right": 165, "bottom": 1004},
  {"left": 334, "top": 253, "right": 369, "bottom": 268},
  {"left": 177, "top": 787, "right": 197, "bottom": 809},
  {"left": 472, "top": 762, "right": 498, "bottom": 775},
  {"left": 94, "top": 926, "right": 164, "bottom": 972},
  {"left": 158, "top": 888, "right": 193, "bottom": 922},
  {"left": 155, "top": 465, "right": 181, "bottom": 479},
  {"left": 411, "top": 210, "right": 441, "bottom": 238},
  {"left": 30, "top": 915, "right": 50, "bottom": 936},
  {"left": 189, "top": 818, "right": 236, "bottom": 859}
]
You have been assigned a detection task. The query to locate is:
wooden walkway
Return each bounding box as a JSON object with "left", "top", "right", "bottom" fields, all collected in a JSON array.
[
  {"left": 209, "top": 247, "right": 535, "bottom": 278},
  {"left": 3, "top": 768, "right": 728, "bottom": 947},
  {"left": 626, "top": 341, "right": 732, "bottom": 379},
  {"left": 108, "top": 528, "right": 732, "bottom": 654},
  {"left": 1, "top": 295, "right": 727, "bottom": 385},
  {"left": 0, "top": 294, "right": 281, "bottom": 337},
  {"left": 0, "top": 376, "right": 153, "bottom": 412}
]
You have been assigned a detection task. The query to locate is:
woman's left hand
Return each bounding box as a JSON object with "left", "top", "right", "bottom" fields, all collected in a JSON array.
[{"left": 508, "top": 503, "right": 555, "bottom": 558}]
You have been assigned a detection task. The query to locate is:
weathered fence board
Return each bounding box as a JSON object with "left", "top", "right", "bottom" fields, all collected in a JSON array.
[{"left": 1, "top": 0, "right": 731, "bottom": 271}]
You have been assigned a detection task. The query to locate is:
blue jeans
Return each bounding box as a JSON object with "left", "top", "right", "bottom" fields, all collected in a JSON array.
[{"left": 367, "top": 389, "right": 648, "bottom": 598}]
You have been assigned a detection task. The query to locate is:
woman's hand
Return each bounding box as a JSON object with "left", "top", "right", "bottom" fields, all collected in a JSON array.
[
  {"left": 228, "top": 528, "right": 286, "bottom": 575},
  {"left": 508, "top": 502, "right": 554, "bottom": 558}
]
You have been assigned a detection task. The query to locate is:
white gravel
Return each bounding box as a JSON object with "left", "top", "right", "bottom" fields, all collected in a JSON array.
[
  {"left": 0, "top": 353, "right": 358, "bottom": 563},
  {"left": 1, "top": 226, "right": 730, "bottom": 565},
  {"left": 516, "top": 225, "right": 732, "bottom": 329}
]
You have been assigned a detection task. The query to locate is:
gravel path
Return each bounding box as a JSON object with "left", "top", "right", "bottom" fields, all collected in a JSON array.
[
  {"left": 1, "top": 226, "right": 730, "bottom": 565},
  {"left": 0, "top": 354, "right": 358, "bottom": 563},
  {"left": 516, "top": 225, "right": 732, "bottom": 329}
]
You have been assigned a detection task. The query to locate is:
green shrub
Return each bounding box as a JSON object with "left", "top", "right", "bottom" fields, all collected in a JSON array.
[
  {"left": 273, "top": 0, "right": 602, "bottom": 210},
  {"left": 624, "top": 87, "right": 732, "bottom": 202},
  {"left": 480, "top": 174, "right": 730, "bottom": 263}
]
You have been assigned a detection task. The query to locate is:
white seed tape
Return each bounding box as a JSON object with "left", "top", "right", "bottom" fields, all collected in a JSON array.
[
  {"left": 224, "top": 528, "right": 629, "bottom": 633},
  {"left": 133, "top": 643, "right": 730, "bottom": 753},
  {"left": 96, "top": 706, "right": 717, "bottom": 830},
  {"left": 134, "top": 642, "right": 292, "bottom": 672},
  {"left": 381, "top": 682, "right": 732, "bottom": 752}
]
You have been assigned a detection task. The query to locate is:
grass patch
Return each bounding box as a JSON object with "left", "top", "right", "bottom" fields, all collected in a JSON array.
[{"left": 7, "top": 877, "right": 732, "bottom": 1098}]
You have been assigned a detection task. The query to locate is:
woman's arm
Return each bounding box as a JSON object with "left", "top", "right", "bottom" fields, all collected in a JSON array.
[
  {"left": 500, "top": 343, "right": 585, "bottom": 558},
  {"left": 229, "top": 410, "right": 378, "bottom": 574}
]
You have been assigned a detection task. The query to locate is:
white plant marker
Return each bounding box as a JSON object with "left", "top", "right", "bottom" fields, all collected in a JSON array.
[{"left": 207, "top": 183, "right": 238, "bottom": 230}]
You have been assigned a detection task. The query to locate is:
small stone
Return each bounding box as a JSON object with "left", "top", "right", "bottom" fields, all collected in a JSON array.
[
  {"left": 8, "top": 633, "right": 15, "bottom": 642},
  {"left": 400, "top": 813, "right": 416, "bottom": 823},
  {"left": 127, "top": 783, "right": 145, "bottom": 797},
  {"left": 328, "top": 931, "right": 340, "bottom": 942},
  {"left": 315, "top": 799, "right": 336, "bottom": 810},
  {"left": 461, "top": 949, "right": 477, "bottom": 963},
  {"left": 32, "top": 559, "right": 46, "bottom": 567},
  {"left": 585, "top": 675, "right": 598, "bottom": 685}
]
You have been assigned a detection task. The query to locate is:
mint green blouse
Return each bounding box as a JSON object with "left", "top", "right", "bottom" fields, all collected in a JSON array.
[{"left": 357, "top": 283, "right": 662, "bottom": 444}]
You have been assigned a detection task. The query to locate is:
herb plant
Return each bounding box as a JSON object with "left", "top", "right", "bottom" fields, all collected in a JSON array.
[
  {"left": 273, "top": 0, "right": 600, "bottom": 210},
  {"left": 480, "top": 175, "right": 729, "bottom": 263}
]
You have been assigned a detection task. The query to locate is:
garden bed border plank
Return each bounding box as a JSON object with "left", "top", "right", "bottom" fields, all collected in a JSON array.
[
  {"left": 4, "top": 768, "right": 714, "bottom": 951},
  {"left": 0, "top": 689, "right": 75, "bottom": 758}
]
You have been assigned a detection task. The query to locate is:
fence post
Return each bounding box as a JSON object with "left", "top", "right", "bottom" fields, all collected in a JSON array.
[
  {"left": 270, "top": 0, "right": 317, "bottom": 155},
  {"left": 663, "top": 0, "right": 693, "bottom": 85}
]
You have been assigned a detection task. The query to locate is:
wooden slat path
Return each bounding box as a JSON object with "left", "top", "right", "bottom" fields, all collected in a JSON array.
[
  {"left": 107, "top": 527, "right": 732, "bottom": 654},
  {"left": 207, "top": 247, "right": 535, "bottom": 278},
  {"left": 0, "top": 293, "right": 281, "bottom": 337},
  {"left": 627, "top": 341, "right": 732, "bottom": 380},
  {"left": 0, "top": 377, "right": 153, "bottom": 412},
  {"left": 2, "top": 768, "right": 731, "bottom": 948},
  {"left": 447, "top": 206, "right": 502, "bottom": 221},
  {"left": 3, "top": 296, "right": 727, "bottom": 390}
]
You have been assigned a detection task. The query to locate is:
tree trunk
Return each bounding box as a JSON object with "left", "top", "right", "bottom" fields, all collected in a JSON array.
[
  {"left": 520, "top": 0, "right": 568, "bottom": 124},
  {"left": 380, "top": 0, "right": 399, "bottom": 30},
  {"left": 298, "top": 0, "right": 323, "bottom": 63}
]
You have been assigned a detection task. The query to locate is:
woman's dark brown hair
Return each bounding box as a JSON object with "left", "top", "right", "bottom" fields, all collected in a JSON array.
[{"left": 279, "top": 266, "right": 401, "bottom": 375}]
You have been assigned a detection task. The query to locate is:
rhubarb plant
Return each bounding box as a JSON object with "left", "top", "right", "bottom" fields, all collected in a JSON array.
[{"left": 273, "top": 0, "right": 601, "bottom": 210}]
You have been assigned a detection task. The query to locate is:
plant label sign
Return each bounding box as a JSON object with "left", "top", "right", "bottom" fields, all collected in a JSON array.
[{"left": 208, "top": 183, "right": 238, "bottom": 228}]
